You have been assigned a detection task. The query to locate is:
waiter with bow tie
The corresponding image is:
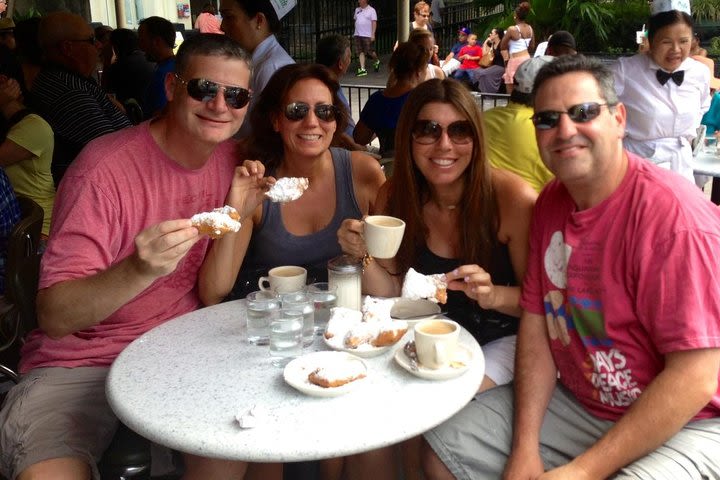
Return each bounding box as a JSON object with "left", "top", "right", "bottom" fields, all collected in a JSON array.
[{"left": 612, "top": 0, "right": 709, "bottom": 184}]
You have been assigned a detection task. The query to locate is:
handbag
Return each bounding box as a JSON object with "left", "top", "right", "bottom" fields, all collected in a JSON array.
[{"left": 479, "top": 45, "right": 494, "bottom": 68}]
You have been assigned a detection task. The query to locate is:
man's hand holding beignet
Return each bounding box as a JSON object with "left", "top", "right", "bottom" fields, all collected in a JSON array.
[{"left": 131, "top": 219, "right": 202, "bottom": 279}]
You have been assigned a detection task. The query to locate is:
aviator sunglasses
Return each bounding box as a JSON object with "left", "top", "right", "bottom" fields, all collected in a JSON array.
[
  {"left": 531, "top": 102, "right": 615, "bottom": 130},
  {"left": 175, "top": 75, "right": 251, "bottom": 109},
  {"left": 411, "top": 120, "right": 474, "bottom": 145},
  {"left": 284, "top": 102, "right": 340, "bottom": 122}
]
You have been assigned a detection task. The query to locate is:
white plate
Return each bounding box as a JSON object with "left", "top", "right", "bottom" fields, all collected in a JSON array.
[
  {"left": 323, "top": 333, "right": 393, "bottom": 358},
  {"left": 283, "top": 351, "right": 368, "bottom": 397},
  {"left": 390, "top": 298, "right": 442, "bottom": 324},
  {"left": 394, "top": 343, "right": 472, "bottom": 380}
]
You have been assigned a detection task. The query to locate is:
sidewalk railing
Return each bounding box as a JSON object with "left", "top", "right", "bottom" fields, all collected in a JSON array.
[{"left": 340, "top": 84, "right": 511, "bottom": 122}]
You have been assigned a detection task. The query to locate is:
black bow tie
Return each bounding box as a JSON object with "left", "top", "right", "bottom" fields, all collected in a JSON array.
[{"left": 656, "top": 69, "right": 685, "bottom": 86}]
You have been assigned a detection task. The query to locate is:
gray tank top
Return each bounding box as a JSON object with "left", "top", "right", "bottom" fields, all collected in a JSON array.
[{"left": 241, "top": 147, "right": 363, "bottom": 278}]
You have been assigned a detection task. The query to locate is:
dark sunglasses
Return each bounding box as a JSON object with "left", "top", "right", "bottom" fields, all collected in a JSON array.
[
  {"left": 411, "top": 120, "right": 474, "bottom": 145},
  {"left": 175, "top": 75, "right": 251, "bottom": 109},
  {"left": 531, "top": 102, "right": 614, "bottom": 130},
  {"left": 284, "top": 102, "right": 340, "bottom": 122}
]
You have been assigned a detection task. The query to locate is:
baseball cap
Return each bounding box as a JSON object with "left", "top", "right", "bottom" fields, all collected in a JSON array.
[
  {"left": 547, "top": 31, "right": 576, "bottom": 51},
  {"left": 514, "top": 55, "right": 555, "bottom": 94},
  {"left": 458, "top": 27, "right": 471, "bottom": 36}
]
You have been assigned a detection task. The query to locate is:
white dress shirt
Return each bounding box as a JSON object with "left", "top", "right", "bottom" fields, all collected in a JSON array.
[
  {"left": 613, "top": 53, "right": 710, "bottom": 183},
  {"left": 237, "top": 35, "right": 295, "bottom": 139}
]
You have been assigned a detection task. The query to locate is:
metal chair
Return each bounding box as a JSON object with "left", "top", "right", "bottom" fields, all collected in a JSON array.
[{"left": 0, "top": 197, "right": 151, "bottom": 479}]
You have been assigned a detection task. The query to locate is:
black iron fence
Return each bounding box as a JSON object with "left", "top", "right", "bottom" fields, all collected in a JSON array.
[{"left": 279, "top": 0, "right": 504, "bottom": 63}]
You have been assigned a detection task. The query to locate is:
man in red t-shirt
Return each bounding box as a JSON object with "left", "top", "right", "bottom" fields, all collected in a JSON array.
[
  {"left": 423, "top": 54, "right": 720, "bottom": 480},
  {"left": 0, "top": 34, "right": 276, "bottom": 480}
]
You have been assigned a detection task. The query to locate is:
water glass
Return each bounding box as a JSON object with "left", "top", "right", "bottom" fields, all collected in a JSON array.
[
  {"left": 269, "top": 308, "right": 303, "bottom": 367},
  {"left": 245, "top": 290, "right": 280, "bottom": 345},
  {"left": 705, "top": 136, "right": 718, "bottom": 153},
  {"left": 281, "top": 291, "right": 315, "bottom": 347},
  {"left": 307, "top": 282, "right": 338, "bottom": 335}
]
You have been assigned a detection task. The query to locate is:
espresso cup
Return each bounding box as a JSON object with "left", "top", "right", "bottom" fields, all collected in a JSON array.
[
  {"left": 414, "top": 319, "right": 460, "bottom": 370},
  {"left": 258, "top": 266, "right": 307, "bottom": 293},
  {"left": 363, "top": 215, "right": 406, "bottom": 259}
]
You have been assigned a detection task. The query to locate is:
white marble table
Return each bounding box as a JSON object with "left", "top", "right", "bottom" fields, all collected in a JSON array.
[
  {"left": 106, "top": 300, "right": 485, "bottom": 462},
  {"left": 694, "top": 150, "right": 720, "bottom": 205}
]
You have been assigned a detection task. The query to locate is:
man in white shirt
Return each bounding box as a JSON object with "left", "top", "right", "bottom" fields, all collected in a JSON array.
[{"left": 353, "top": 0, "right": 380, "bottom": 76}]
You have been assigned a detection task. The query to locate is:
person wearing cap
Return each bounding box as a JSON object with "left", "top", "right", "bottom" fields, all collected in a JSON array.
[
  {"left": 220, "top": 0, "right": 295, "bottom": 138},
  {"left": 546, "top": 30, "right": 577, "bottom": 56},
  {"left": 483, "top": 56, "right": 554, "bottom": 192},
  {"left": 612, "top": 0, "right": 710, "bottom": 185},
  {"left": 422, "top": 53, "right": 720, "bottom": 480},
  {"left": 440, "top": 27, "right": 469, "bottom": 76}
]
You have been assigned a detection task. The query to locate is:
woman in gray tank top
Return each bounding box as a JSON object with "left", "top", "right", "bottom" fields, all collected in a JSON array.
[{"left": 198, "top": 63, "right": 385, "bottom": 305}]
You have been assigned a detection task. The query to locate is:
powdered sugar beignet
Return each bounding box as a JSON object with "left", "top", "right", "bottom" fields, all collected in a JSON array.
[
  {"left": 191, "top": 205, "right": 241, "bottom": 239},
  {"left": 265, "top": 177, "right": 309, "bottom": 203}
]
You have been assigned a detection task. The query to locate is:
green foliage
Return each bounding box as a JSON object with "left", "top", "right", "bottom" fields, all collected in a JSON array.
[
  {"left": 13, "top": 7, "right": 42, "bottom": 22},
  {"left": 709, "top": 36, "right": 720, "bottom": 55},
  {"left": 473, "top": 0, "right": 650, "bottom": 53},
  {"left": 692, "top": 0, "right": 720, "bottom": 21}
]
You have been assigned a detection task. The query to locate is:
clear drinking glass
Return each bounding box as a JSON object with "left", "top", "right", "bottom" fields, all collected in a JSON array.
[
  {"left": 280, "top": 291, "right": 315, "bottom": 347},
  {"left": 245, "top": 290, "right": 280, "bottom": 345},
  {"left": 307, "top": 282, "right": 338, "bottom": 335},
  {"left": 269, "top": 308, "right": 303, "bottom": 367}
]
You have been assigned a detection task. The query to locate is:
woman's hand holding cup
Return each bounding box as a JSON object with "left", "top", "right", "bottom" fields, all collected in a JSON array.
[{"left": 337, "top": 218, "right": 367, "bottom": 259}]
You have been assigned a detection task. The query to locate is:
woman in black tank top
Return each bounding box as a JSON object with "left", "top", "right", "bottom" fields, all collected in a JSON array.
[
  {"left": 335, "top": 78, "right": 537, "bottom": 480},
  {"left": 338, "top": 78, "right": 537, "bottom": 387}
]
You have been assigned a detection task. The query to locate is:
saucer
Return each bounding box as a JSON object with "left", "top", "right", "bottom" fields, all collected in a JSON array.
[
  {"left": 394, "top": 343, "right": 472, "bottom": 380},
  {"left": 390, "top": 298, "right": 442, "bottom": 325},
  {"left": 284, "top": 351, "right": 368, "bottom": 397}
]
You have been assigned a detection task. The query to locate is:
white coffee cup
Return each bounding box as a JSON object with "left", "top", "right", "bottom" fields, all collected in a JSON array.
[
  {"left": 414, "top": 319, "right": 460, "bottom": 370},
  {"left": 364, "top": 215, "right": 406, "bottom": 259},
  {"left": 258, "top": 266, "right": 307, "bottom": 293}
]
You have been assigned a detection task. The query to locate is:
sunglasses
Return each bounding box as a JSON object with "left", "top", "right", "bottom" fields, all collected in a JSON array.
[
  {"left": 175, "top": 75, "right": 251, "bottom": 109},
  {"left": 284, "top": 102, "right": 340, "bottom": 122},
  {"left": 411, "top": 120, "right": 474, "bottom": 145},
  {"left": 418, "top": 13, "right": 430, "bottom": 18},
  {"left": 531, "top": 102, "right": 614, "bottom": 130}
]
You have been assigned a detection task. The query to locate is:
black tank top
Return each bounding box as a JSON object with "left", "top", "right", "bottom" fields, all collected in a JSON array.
[{"left": 414, "top": 244, "right": 519, "bottom": 345}]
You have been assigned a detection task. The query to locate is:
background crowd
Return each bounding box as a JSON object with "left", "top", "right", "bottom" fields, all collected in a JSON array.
[{"left": 0, "top": 0, "right": 718, "bottom": 479}]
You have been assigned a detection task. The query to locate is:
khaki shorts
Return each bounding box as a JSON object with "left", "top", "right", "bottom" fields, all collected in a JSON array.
[
  {"left": 425, "top": 384, "right": 720, "bottom": 480},
  {"left": 354, "top": 36, "right": 375, "bottom": 56},
  {"left": 0, "top": 367, "right": 118, "bottom": 479}
]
